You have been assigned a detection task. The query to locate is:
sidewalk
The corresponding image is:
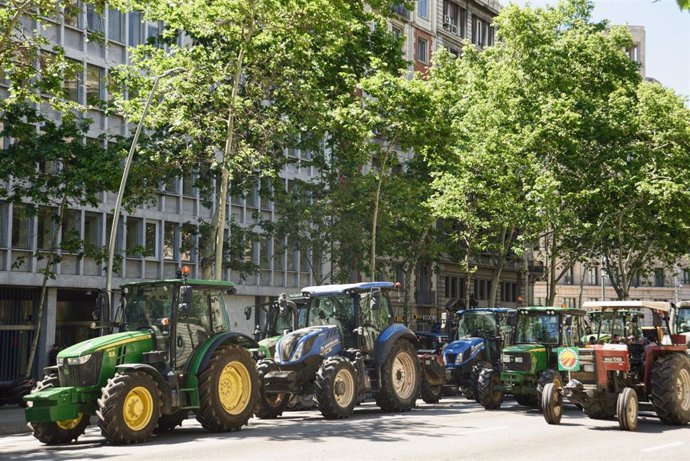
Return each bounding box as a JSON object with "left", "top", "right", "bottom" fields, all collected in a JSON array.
[{"left": 0, "top": 405, "right": 30, "bottom": 436}]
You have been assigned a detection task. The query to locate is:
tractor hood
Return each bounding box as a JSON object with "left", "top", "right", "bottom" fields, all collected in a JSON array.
[
  {"left": 258, "top": 335, "right": 281, "bottom": 358},
  {"left": 444, "top": 337, "right": 484, "bottom": 366},
  {"left": 57, "top": 330, "right": 152, "bottom": 359},
  {"left": 275, "top": 325, "right": 341, "bottom": 364},
  {"left": 502, "top": 344, "right": 546, "bottom": 355}
]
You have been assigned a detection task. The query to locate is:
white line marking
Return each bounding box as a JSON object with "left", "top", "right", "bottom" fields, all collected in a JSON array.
[{"left": 642, "top": 442, "right": 685, "bottom": 453}]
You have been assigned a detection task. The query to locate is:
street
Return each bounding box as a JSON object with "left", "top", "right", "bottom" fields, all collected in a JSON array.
[{"left": 0, "top": 397, "right": 687, "bottom": 461}]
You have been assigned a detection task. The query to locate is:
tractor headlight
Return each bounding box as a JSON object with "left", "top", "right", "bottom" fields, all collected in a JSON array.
[
  {"left": 292, "top": 341, "right": 305, "bottom": 361},
  {"left": 583, "top": 364, "right": 594, "bottom": 373},
  {"left": 514, "top": 356, "right": 523, "bottom": 363},
  {"left": 502, "top": 354, "right": 511, "bottom": 363},
  {"left": 292, "top": 336, "right": 316, "bottom": 361},
  {"left": 67, "top": 354, "right": 92, "bottom": 365}
]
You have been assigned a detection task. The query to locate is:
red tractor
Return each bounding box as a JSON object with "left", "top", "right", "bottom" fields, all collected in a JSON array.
[{"left": 541, "top": 301, "right": 690, "bottom": 431}]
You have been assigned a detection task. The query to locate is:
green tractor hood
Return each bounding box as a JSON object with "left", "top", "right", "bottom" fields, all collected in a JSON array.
[
  {"left": 503, "top": 344, "right": 547, "bottom": 355},
  {"left": 57, "top": 330, "right": 152, "bottom": 360}
]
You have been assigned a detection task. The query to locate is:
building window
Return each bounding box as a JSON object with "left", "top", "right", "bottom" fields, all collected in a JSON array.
[
  {"left": 86, "top": 64, "right": 105, "bottom": 106},
  {"left": 563, "top": 267, "right": 574, "bottom": 285},
  {"left": 417, "top": 0, "right": 429, "bottom": 19},
  {"left": 63, "top": 0, "right": 82, "bottom": 29},
  {"left": 164, "top": 177, "right": 178, "bottom": 194},
  {"left": 163, "top": 222, "right": 177, "bottom": 260},
  {"left": 11, "top": 205, "right": 31, "bottom": 249},
  {"left": 145, "top": 221, "right": 158, "bottom": 258},
  {"left": 684, "top": 268, "right": 690, "bottom": 285},
  {"left": 180, "top": 223, "right": 195, "bottom": 262},
  {"left": 86, "top": 4, "right": 104, "bottom": 33},
  {"left": 146, "top": 20, "right": 161, "bottom": 44},
  {"left": 36, "top": 207, "right": 54, "bottom": 251},
  {"left": 628, "top": 45, "right": 639, "bottom": 63},
  {"left": 126, "top": 218, "right": 142, "bottom": 255},
  {"left": 182, "top": 175, "right": 194, "bottom": 197},
  {"left": 416, "top": 37, "right": 429, "bottom": 64},
  {"left": 472, "top": 15, "right": 493, "bottom": 47},
  {"left": 61, "top": 209, "right": 80, "bottom": 252},
  {"left": 84, "top": 212, "right": 100, "bottom": 247},
  {"left": 586, "top": 266, "right": 598, "bottom": 285},
  {"left": 443, "top": 1, "right": 465, "bottom": 36},
  {"left": 128, "top": 12, "right": 143, "bottom": 46},
  {"left": 562, "top": 297, "right": 577, "bottom": 308},
  {"left": 108, "top": 7, "right": 124, "bottom": 43},
  {"left": 65, "top": 59, "right": 82, "bottom": 103},
  {"left": 654, "top": 268, "right": 665, "bottom": 287}
]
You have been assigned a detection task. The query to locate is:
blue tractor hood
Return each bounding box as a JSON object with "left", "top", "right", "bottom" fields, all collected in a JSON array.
[
  {"left": 274, "top": 325, "right": 342, "bottom": 365},
  {"left": 444, "top": 337, "right": 485, "bottom": 367}
]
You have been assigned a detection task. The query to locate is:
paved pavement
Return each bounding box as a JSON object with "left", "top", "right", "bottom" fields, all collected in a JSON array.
[{"left": 0, "top": 406, "right": 30, "bottom": 436}]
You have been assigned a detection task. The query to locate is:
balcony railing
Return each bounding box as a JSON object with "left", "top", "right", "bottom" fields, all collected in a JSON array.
[{"left": 391, "top": 4, "right": 412, "bottom": 21}]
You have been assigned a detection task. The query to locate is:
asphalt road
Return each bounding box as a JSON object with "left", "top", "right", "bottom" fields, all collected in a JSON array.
[{"left": 0, "top": 397, "right": 688, "bottom": 461}]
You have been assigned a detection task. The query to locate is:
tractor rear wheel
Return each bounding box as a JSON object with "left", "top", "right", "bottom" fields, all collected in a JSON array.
[
  {"left": 29, "top": 374, "right": 90, "bottom": 445},
  {"left": 97, "top": 371, "right": 161, "bottom": 444},
  {"left": 420, "top": 382, "right": 442, "bottom": 404},
  {"left": 651, "top": 353, "right": 690, "bottom": 425},
  {"left": 315, "top": 356, "right": 357, "bottom": 419},
  {"left": 255, "top": 359, "right": 289, "bottom": 419},
  {"left": 376, "top": 340, "right": 421, "bottom": 412},
  {"left": 195, "top": 345, "right": 258, "bottom": 432},
  {"left": 617, "top": 387, "right": 638, "bottom": 431},
  {"left": 542, "top": 383, "right": 562, "bottom": 425},
  {"left": 477, "top": 367, "right": 503, "bottom": 410}
]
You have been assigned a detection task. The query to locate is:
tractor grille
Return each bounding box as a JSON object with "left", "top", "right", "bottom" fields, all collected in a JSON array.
[
  {"left": 445, "top": 353, "right": 457, "bottom": 365},
  {"left": 502, "top": 352, "right": 531, "bottom": 372},
  {"left": 570, "top": 348, "right": 595, "bottom": 384},
  {"left": 58, "top": 352, "right": 103, "bottom": 387}
]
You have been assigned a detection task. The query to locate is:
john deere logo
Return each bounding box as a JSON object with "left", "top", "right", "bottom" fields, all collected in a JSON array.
[{"left": 557, "top": 347, "right": 580, "bottom": 371}]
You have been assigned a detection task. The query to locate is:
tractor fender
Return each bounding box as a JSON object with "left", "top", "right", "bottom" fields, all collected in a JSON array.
[
  {"left": 188, "top": 332, "right": 259, "bottom": 377},
  {"left": 373, "top": 324, "right": 419, "bottom": 368},
  {"left": 114, "top": 363, "right": 173, "bottom": 413}
]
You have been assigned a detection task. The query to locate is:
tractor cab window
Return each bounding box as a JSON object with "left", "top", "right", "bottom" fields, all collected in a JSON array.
[
  {"left": 175, "top": 288, "right": 214, "bottom": 369},
  {"left": 562, "top": 315, "right": 585, "bottom": 346},
  {"left": 124, "top": 285, "right": 173, "bottom": 331},
  {"left": 676, "top": 308, "right": 690, "bottom": 333},
  {"left": 358, "top": 290, "right": 391, "bottom": 331},
  {"left": 516, "top": 313, "right": 559, "bottom": 344},
  {"left": 457, "top": 311, "right": 497, "bottom": 339},
  {"left": 273, "top": 306, "right": 294, "bottom": 334},
  {"left": 308, "top": 294, "right": 355, "bottom": 343}
]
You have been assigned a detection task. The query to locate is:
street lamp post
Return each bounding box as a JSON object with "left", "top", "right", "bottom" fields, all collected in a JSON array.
[{"left": 105, "top": 68, "right": 184, "bottom": 318}]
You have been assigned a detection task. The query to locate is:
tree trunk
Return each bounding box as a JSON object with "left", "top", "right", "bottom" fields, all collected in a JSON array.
[
  {"left": 546, "top": 228, "right": 558, "bottom": 306},
  {"left": 25, "top": 197, "right": 67, "bottom": 377},
  {"left": 370, "top": 150, "right": 390, "bottom": 281}
]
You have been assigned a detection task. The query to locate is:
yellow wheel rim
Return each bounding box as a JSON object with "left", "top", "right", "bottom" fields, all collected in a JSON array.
[
  {"left": 218, "top": 361, "right": 251, "bottom": 415},
  {"left": 56, "top": 413, "right": 83, "bottom": 430},
  {"left": 123, "top": 386, "right": 154, "bottom": 431}
]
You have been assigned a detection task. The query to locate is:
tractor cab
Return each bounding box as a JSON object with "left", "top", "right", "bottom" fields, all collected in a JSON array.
[
  {"left": 251, "top": 294, "right": 307, "bottom": 359},
  {"left": 583, "top": 309, "right": 644, "bottom": 344},
  {"left": 674, "top": 301, "right": 690, "bottom": 348}
]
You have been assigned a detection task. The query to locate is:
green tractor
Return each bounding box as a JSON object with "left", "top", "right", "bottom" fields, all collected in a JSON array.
[
  {"left": 24, "top": 277, "right": 259, "bottom": 445},
  {"left": 250, "top": 293, "right": 308, "bottom": 361},
  {"left": 477, "top": 306, "right": 587, "bottom": 409}
]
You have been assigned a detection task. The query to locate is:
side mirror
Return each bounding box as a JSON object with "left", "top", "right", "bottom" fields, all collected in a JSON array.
[
  {"left": 244, "top": 306, "right": 252, "bottom": 321},
  {"left": 179, "top": 285, "right": 193, "bottom": 313},
  {"left": 371, "top": 291, "right": 381, "bottom": 310},
  {"left": 92, "top": 291, "right": 107, "bottom": 321}
]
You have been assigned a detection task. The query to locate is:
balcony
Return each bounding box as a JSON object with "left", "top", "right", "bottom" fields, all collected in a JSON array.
[{"left": 391, "top": 3, "right": 412, "bottom": 21}]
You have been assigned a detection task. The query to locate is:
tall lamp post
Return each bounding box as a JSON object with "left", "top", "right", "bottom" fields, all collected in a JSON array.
[{"left": 105, "top": 68, "right": 184, "bottom": 317}]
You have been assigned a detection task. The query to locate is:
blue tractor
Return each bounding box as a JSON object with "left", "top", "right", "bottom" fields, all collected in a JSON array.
[
  {"left": 419, "top": 308, "right": 516, "bottom": 403},
  {"left": 256, "top": 282, "right": 421, "bottom": 419}
]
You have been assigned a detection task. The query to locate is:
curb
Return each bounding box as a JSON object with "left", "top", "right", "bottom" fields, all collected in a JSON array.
[{"left": 0, "top": 423, "right": 30, "bottom": 436}]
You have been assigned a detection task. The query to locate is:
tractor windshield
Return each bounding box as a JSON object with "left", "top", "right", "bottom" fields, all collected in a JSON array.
[
  {"left": 123, "top": 285, "right": 174, "bottom": 331},
  {"left": 271, "top": 306, "right": 294, "bottom": 335},
  {"left": 589, "top": 310, "right": 643, "bottom": 339},
  {"left": 675, "top": 308, "right": 690, "bottom": 333},
  {"left": 307, "top": 294, "right": 355, "bottom": 332},
  {"left": 456, "top": 311, "right": 497, "bottom": 339},
  {"left": 515, "top": 313, "right": 559, "bottom": 344}
]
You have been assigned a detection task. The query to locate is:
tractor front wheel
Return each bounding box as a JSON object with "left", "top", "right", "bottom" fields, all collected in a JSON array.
[
  {"left": 542, "top": 383, "right": 562, "bottom": 425},
  {"left": 617, "top": 387, "right": 638, "bottom": 431},
  {"left": 376, "top": 340, "right": 420, "bottom": 412},
  {"left": 195, "top": 345, "right": 258, "bottom": 432},
  {"left": 537, "top": 369, "right": 562, "bottom": 408},
  {"left": 97, "top": 371, "right": 161, "bottom": 444},
  {"left": 255, "top": 359, "right": 289, "bottom": 419},
  {"left": 315, "top": 356, "right": 357, "bottom": 419},
  {"left": 29, "top": 374, "right": 90, "bottom": 445},
  {"left": 651, "top": 353, "right": 690, "bottom": 425},
  {"left": 420, "top": 382, "right": 442, "bottom": 404},
  {"left": 477, "top": 367, "right": 503, "bottom": 410}
]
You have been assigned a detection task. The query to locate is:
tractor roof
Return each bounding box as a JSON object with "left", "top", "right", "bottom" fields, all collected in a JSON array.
[
  {"left": 677, "top": 300, "right": 690, "bottom": 308},
  {"left": 121, "top": 279, "right": 236, "bottom": 290},
  {"left": 457, "top": 307, "right": 515, "bottom": 315},
  {"left": 582, "top": 301, "right": 672, "bottom": 312},
  {"left": 302, "top": 282, "right": 397, "bottom": 296},
  {"left": 517, "top": 306, "right": 587, "bottom": 316}
]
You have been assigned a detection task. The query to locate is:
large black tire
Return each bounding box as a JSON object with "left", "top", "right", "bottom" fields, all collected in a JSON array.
[
  {"left": 617, "top": 387, "right": 638, "bottom": 431},
  {"left": 255, "top": 359, "right": 289, "bottom": 419},
  {"left": 542, "top": 383, "right": 562, "bottom": 425},
  {"left": 97, "top": 371, "right": 161, "bottom": 444},
  {"left": 155, "top": 410, "right": 188, "bottom": 433},
  {"left": 29, "top": 374, "right": 89, "bottom": 445},
  {"left": 650, "top": 353, "right": 690, "bottom": 425},
  {"left": 195, "top": 345, "right": 259, "bottom": 432},
  {"left": 537, "top": 369, "right": 562, "bottom": 407},
  {"left": 515, "top": 394, "right": 538, "bottom": 406},
  {"left": 376, "top": 340, "right": 421, "bottom": 412},
  {"left": 420, "top": 382, "right": 442, "bottom": 404},
  {"left": 468, "top": 362, "right": 489, "bottom": 402},
  {"left": 584, "top": 399, "right": 616, "bottom": 420},
  {"left": 477, "top": 367, "right": 503, "bottom": 410},
  {"left": 315, "top": 356, "right": 357, "bottom": 419}
]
